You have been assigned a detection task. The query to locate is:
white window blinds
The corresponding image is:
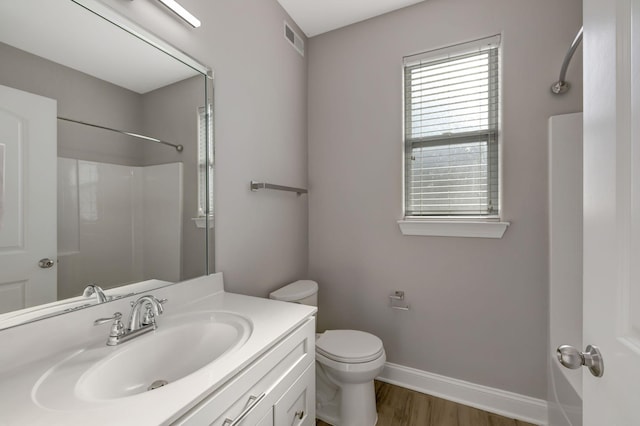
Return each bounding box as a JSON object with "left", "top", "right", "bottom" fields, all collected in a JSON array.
[
  {"left": 404, "top": 36, "right": 500, "bottom": 217},
  {"left": 198, "top": 104, "right": 214, "bottom": 217}
]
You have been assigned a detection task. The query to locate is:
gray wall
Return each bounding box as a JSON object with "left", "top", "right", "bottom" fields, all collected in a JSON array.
[
  {"left": 307, "top": 0, "right": 582, "bottom": 399},
  {"left": 101, "top": 0, "right": 309, "bottom": 296},
  {"left": 0, "top": 42, "right": 144, "bottom": 166}
]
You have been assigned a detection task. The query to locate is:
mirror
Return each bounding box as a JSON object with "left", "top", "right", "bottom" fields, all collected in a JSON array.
[{"left": 0, "top": 0, "right": 214, "bottom": 329}]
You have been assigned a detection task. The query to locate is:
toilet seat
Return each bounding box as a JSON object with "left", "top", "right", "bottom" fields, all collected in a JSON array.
[{"left": 316, "top": 330, "right": 384, "bottom": 363}]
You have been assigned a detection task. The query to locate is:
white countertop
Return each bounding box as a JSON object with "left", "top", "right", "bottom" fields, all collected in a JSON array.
[{"left": 0, "top": 274, "right": 316, "bottom": 425}]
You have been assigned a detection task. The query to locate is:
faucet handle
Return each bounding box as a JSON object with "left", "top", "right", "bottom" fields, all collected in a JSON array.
[
  {"left": 157, "top": 298, "right": 167, "bottom": 314},
  {"left": 94, "top": 312, "right": 123, "bottom": 325},
  {"left": 141, "top": 298, "right": 168, "bottom": 326},
  {"left": 94, "top": 312, "right": 125, "bottom": 346},
  {"left": 141, "top": 304, "right": 157, "bottom": 327}
]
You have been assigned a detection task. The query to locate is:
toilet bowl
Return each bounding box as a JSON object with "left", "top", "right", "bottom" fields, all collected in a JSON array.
[
  {"left": 270, "top": 280, "right": 386, "bottom": 426},
  {"left": 315, "top": 329, "right": 386, "bottom": 425}
]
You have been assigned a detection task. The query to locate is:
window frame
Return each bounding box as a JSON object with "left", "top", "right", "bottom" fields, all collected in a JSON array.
[
  {"left": 399, "top": 35, "right": 509, "bottom": 238},
  {"left": 197, "top": 104, "right": 214, "bottom": 221}
]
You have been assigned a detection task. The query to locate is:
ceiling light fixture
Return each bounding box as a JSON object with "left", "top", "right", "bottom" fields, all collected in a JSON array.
[{"left": 156, "top": 0, "right": 201, "bottom": 28}]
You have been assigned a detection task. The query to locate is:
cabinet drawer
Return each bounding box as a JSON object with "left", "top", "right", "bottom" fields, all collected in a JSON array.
[
  {"left": 174, "top": 318, "right": 315, "bottom": 426},
  {"left": 274, "top": 363, "right": 315, "bottom": 426},
  {"left": 212, "top": 392, "right": 270, "bottom": 426}
]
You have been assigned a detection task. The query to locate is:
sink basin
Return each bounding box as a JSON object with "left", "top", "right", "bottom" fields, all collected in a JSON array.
[{"left": 33, "top": 311, "right": 252, "bottom": 408}]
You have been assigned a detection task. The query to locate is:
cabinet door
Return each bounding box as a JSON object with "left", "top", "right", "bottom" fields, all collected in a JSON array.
[
  {"left": 274, "top": 364, "right": 315, "bottom": 426},
  {"left": 256, "top": 408, "right": 274, "bottom": 426}
]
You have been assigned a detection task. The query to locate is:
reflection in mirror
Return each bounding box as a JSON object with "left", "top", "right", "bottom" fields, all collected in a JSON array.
[{"left": 0, "top": 0, "right": 214, "bottom": 329}]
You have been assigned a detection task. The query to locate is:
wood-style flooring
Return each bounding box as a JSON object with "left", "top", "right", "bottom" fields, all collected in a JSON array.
[{"left": 316, "top": 381, "right": 538, "bottom": 426}]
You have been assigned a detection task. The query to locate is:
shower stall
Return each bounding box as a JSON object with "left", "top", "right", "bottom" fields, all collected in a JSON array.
[{"left": 57, "top": 159, "right": 183, "bottom": 299}]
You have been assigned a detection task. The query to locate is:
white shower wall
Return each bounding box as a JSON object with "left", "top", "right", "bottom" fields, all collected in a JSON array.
[
  {"left": 140, "top": 163, "right": 183, "bottom": 283},
  {"left": 57, "top": 158, "right": 182, "bottom": 299},
  {"left": 548, "top": 113, "right": 583, "bottom": 426}
]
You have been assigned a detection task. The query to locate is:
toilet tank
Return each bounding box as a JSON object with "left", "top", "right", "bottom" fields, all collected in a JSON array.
[{"left": 269, "top": 280, "right": 318, "bottom": 306}]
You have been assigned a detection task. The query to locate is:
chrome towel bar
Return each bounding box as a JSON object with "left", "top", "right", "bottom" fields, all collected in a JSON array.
[{"left": 250, "top": 181, "right": 308, "bottom": 195}]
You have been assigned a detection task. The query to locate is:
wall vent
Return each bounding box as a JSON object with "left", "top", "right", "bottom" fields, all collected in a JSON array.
[{"left": 284, "top": 22, "right": 304, "bottom": 57}]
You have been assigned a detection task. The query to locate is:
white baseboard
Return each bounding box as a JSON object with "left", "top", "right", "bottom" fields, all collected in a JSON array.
[{"left": 377, "top": 362, "right": 548, "bottom": 426}]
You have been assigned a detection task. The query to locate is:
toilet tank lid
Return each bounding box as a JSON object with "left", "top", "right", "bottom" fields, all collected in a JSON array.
[{"left": 269, "top": 280, "right": 318, "bottom": 302}]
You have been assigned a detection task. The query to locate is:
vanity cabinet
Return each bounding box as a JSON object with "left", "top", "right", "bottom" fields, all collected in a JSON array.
[
  {"left": 273, "top": 363, "right": 314, "bottom": 425},
  {"left": 174, "top": 318, "right": 315, "bottom": 426}
]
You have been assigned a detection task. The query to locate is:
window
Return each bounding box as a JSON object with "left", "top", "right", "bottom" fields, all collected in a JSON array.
[
  {"left": 197, "top": 104, "right": 214, "bottom": 219},
  {"left": 404, "top": 36, "right": 500, "bottom": 218}
]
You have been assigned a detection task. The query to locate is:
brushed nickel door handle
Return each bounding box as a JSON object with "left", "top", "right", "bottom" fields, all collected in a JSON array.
[
  {"left": 38, "top": 258, "right": 55, "bottom": 268},
  {"left": 557, "top": 344, "right": 604, "bottom": 377}
]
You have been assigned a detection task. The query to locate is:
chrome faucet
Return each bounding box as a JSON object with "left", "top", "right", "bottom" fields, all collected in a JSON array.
[
  {"left": 94, "top": 295, "right": 167, "bottom": 346},
  {"left": 83, "top": 284, "right": 108, "bottom": 303},
  {"left": 128, "top": 295, "right": 165, "bottom": 331}
]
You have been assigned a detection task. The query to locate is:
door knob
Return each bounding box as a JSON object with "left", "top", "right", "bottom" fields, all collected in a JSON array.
[
  {"left": 557, "top": 344, "right": 604, "bottom": 377},
  {"left": 38, "top": 258, "right": 55, "bottom": 269}
]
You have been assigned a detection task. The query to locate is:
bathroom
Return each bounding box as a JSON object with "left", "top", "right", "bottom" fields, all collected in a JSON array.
[{"left": 0, "top": 0, "right": 635, "bottom": 424}]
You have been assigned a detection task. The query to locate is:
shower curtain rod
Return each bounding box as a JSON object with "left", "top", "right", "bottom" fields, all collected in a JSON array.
[
  {"left": 57, "top": 116, "right": 184, "bottom": 152},
  {"left": 551, "top": 26, "right": 583, "bottom": 95}
]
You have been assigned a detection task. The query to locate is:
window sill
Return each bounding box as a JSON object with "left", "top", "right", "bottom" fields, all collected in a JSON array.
[
  {"left": 397, "top": 219, "right": 509, "bottom": 239},
  {"left": 192, "top": 217, "right": 214, "bottom": 229}
]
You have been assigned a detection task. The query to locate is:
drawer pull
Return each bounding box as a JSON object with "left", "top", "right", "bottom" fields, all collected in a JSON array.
[
  {"left": 295, "top": 410, "right": 305, "bottom": 420},
  {"left": 222, "top": 393, "right": 266, "bottom": 426}
]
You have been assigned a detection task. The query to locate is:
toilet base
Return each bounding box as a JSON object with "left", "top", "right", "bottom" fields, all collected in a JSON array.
[
  {"left": 316, "top": 364, "right": 341, "bottom": 425},
  {"left": 316, "top": 364, "right": 379, "bottom": 426},
  {"left": 317, "top": 401, "right": 378, "bottom": 426},
  {"left": 316, "top": 398, "right": 339, "bottom": 425}
]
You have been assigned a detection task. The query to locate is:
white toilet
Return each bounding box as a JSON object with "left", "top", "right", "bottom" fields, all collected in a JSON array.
[{"left": 270, "top": 280, "right": 386, "bottom": 426}]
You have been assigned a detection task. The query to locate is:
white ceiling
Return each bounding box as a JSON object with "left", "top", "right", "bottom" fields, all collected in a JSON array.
[
  {"left": 0, "top": 0, "right": 426, "bottom": 92},
  {"left": 0, "top": 0, "right": 199, "bottom": 94},
  {"left": 276, "top": 0, "right": 426, "bottom": 37}
]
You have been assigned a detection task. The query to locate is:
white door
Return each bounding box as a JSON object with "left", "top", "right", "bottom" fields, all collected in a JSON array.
[
  {"left": 0, "top": 84, "right": 57, "bottom": 314},
  {"left": 582, "top": 0, "right": 640, "bottom": 423}
]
